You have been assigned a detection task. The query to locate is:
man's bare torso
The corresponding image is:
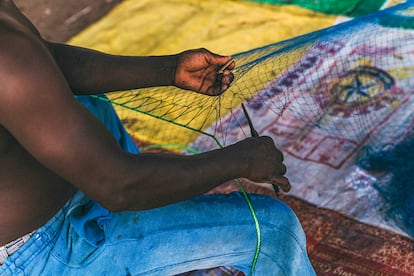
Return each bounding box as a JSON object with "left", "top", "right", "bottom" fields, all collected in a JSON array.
[{"left": 0, "top": 0, "right": 76, "bottom": 245}]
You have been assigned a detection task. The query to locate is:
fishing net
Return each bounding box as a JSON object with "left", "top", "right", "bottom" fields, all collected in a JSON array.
[{"left": 93, "top": 2, "right": 414, "bottom": 237}]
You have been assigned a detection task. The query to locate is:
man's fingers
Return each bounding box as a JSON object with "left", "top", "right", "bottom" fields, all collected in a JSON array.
[
  {"left": 217, "top": 58, "right": 235, "bottom": 73},
  {"left": 215, "top": 58, "right": 235, "bottom": 93},
  {"left": 280, "top": 163, "right": 287, "bottom": 175},
  {"left": 269, "top": 175, "right": 290, "bottom": 193},
  {"left": 223, "top": 72, "right": 234, "bottom": 85},
  {"left": 209, "top": 71, "right": 234, "bottom": 95}
]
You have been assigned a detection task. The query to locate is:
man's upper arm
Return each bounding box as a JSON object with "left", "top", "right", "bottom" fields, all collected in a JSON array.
[
  {"left": 0, "top": 31, "right": 127, "bottom": 197},
  {"left": 0, "top": 31, "right": 243, "bottom": 212}
]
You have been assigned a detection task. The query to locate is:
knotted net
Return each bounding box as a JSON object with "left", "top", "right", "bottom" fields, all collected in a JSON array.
[{"left": 96, "top": 2, "right": 414, "bottom": 237}]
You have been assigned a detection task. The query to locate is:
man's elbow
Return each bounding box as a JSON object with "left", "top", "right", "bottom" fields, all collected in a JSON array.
[
  {"left": 90, "top": 180, "right": 152, "bottom": 212},
  {"left": 80, "top": 165, "right": 158, "bottom": 212},
  {"left": 83, "top": 179, "right": 131, "bottom": 212},
  {"left": 99, "top": 191, "right": 129, "bottom": 212}
]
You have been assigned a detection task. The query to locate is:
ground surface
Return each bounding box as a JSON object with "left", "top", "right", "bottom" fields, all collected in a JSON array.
[{"left": 15, "top": 0, "right": 122, "bottom": 42}]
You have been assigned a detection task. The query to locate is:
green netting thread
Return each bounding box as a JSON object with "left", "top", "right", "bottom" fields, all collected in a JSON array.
[{"left": 92, "top": 94, "right": 262, "bottom": 276}]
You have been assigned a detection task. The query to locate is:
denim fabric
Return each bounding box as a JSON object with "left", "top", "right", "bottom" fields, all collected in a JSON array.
[
  {"left": 0, "top": 96, "right": 315, "bottom": 275},
  {"left": 76, "top": 94, "right": 140, "bottom": 154},
  {"left": 0, "top": 192, "right": 315, "bottom": 276}
]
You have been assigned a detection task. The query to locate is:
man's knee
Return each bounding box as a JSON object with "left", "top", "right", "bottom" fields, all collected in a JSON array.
[
  {"left": 247, "top": 195, "right": 308, "bottom": 263},
  {"left": 250, "top": 194, "right": 305, "bottom": 239}
]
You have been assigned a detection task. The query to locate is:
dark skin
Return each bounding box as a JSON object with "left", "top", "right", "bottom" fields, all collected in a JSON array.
[{"left": 0, "top": 0, "right": 290, "bottom": 246}]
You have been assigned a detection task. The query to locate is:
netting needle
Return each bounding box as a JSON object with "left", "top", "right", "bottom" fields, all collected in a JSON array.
[
  {"left": 241, "top": 103, "right": 280, "bottom": 195},
  {"left": 216, "top": 59, "right": 235, "bottom": 94},
  {"left": 218, "top": 59, "right": 235, "bottom": 74}
]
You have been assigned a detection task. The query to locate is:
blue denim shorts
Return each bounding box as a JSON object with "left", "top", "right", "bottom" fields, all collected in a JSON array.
[{"left": 0, "top": 191, "right": 315, "bottom": 276}]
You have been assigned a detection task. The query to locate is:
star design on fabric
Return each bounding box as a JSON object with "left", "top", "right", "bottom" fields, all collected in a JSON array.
[{"left": 341, "top": 74, "right": 375, "bottom": 103}]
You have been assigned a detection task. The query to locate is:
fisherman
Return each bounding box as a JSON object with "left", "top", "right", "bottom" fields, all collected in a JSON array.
[{"left": 0, "top": 1, "right": 315, "bottom": 274}]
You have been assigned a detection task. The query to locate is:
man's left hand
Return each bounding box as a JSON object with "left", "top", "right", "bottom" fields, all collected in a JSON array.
[{"left": 173, "top": 48, "right": 235, "bottom": 96}]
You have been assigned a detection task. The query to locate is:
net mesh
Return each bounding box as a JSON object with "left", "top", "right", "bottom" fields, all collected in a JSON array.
[{"left": 99, "top": 2, "right": 414, "bottom": 236}]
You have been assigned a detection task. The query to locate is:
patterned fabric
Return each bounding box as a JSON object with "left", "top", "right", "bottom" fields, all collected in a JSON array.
[{"left": 196, "top": 180, "right": 414, "bottom": 276}]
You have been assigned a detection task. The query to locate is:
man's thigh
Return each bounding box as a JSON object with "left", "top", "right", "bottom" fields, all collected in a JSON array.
[{"left": 95, "top": 192, "right": 306, "bottom": 275}]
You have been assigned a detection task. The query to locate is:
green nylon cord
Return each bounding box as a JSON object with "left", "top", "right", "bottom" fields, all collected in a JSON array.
[
  {"left": 139, "top": 144, "right": 261, "bottom": 275},
  {"left": 235, "top": 179, "right": 261, "bottom": 275},
  {"left": 92, "top": 95, "right": 261, "bottom": 275}
]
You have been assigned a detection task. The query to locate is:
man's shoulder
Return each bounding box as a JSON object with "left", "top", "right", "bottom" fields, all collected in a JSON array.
[
  {"left": 0, "top": 21, "right": 48, "bottom": 82},
  {"left": 0, "top": 21, "right": 39, "bottom": 61}
]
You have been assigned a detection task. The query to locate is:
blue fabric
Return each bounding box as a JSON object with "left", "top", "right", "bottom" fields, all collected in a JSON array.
[
  {"left": 359, "top": 134, "right": 414, "bottom": 237},
  {"left": 0, "top": 192, "right": 315, "bottom": 275},
  {"left": 76, "top": 94, "right": 140, "bottom": 154},
  {"left": 0, "top": 97, "right": 315, "bottom": 275},
  {"left": 68, "top": 200, "right": 111, "bottom": 247}
]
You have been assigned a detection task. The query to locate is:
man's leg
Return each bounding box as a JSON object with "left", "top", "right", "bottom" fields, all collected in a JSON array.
[
  {"left": 38, "top": 192, "right": 314, "bottom": 275},
  {"left": 1, "top": 190, "right": 314, "bottom": 276}
]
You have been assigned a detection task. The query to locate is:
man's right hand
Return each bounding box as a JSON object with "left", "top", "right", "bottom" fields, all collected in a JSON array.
[{"left": 232, "top": 136, "right": 291, "bottom": 192}]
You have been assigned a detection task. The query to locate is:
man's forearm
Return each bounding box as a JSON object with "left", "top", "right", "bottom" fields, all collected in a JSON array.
[
  {"left": 47, "top": 42, "right": 177, "bottom": 94},
  {"left": 85, "top": 144, "right": 249, "bottom": 212}
]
